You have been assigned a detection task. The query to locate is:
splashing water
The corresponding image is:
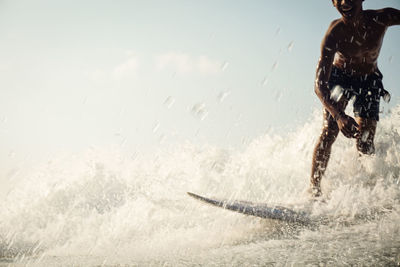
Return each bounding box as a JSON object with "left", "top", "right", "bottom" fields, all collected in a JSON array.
[
  {"left": 221, "top": 61, "right": 229, "bottom": 72},
  {"left": 163, "top": 96, "right": 175, "bottom": 109},
  {"left": 191, "top": 103, "right": 209, "bottom": 121},
  {"left": 287, "top": 41, "right": 294, "bottom": 52},
  {"left": 330, "top": 85, "right": 344, "bottom": 102},
  {"left": 1, "top": 105, "right": 400, "bottom": 266},
  {"left": 217, "top": 91, "right": 231, "bottom": 103}
]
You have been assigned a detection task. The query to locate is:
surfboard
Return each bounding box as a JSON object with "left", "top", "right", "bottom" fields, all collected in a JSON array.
[{"left": 187, "top": 192, "right": 310, "bottom": 224}]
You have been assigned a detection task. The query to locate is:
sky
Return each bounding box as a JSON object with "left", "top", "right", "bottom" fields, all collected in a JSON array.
[{"left": 0, "top": 0, "right": 399, "bottom": 170}]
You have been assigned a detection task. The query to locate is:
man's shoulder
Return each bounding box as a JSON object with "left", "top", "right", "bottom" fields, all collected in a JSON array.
[
  {"left": 320, "top": 19, "right": 343, "bottom": 50},
  {"left": 364, "top": 9, "right": 378, "bottom": 15},
  {"left": 329, "top": 18, "right": 342, "bottom": 28},
  {"left": 364, "top": 8, "right": 400, "bottom": 26},
  {"left": 363, "top": 9, "right": 383, "bottom": 20},
  {"left": 326, "top": 18, "right": 344, "bottom": 36},
  {"left": 363, "top": 8, "right": 391, "bottom": 17}
]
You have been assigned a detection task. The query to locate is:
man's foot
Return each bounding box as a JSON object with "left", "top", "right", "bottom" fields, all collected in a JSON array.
[{"left": 309, "top": 185, "right": 322, "bottom": 198}]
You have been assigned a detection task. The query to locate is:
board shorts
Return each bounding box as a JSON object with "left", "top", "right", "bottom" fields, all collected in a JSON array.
[{"left": 328, "top": 66, "right": 386, "bottom": 121}]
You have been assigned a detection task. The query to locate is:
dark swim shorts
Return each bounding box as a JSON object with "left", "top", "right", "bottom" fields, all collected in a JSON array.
[{"left": 328, "top": 66, "right": 386, "bottom": 121}]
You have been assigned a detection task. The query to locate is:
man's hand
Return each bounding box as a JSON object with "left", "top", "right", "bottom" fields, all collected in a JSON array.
[{"left": 337, "top": 114, "right": 359, "bottom": 138}]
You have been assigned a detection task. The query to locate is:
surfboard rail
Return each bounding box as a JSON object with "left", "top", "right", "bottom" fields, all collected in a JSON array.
[{"left": 187, "top": 192, "right": 311, "bottom": 224}]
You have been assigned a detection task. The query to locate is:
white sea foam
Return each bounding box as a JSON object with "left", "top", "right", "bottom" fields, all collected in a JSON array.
[{"left": 1, "top": 105, "right": 400, "bottom": 266}]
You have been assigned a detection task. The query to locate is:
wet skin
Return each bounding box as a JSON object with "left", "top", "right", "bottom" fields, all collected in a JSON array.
[{"left": 310, "top": 0, "right": 400, "bottom": 196}]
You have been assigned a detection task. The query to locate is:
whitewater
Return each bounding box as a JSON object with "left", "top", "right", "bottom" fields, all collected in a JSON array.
[{"left": 1, "top": 105, "right": 400, "bottom": 266}]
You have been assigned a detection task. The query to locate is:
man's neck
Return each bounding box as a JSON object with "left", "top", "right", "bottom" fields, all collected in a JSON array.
[{"left": 343, "top": 10, "right": 364, "bottom": 27}]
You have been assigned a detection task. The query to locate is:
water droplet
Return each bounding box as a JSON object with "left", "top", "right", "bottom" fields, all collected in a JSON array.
[
  {"left": 217, "top": 91, "right": 231, "bottom": 103},
  {"left": 120, "top": 137, "right": 127, "bottom": 147},
  {"left": 159, "top": 134, "right": 166, "bottom": 144},
  {"left": 271, "top": 61, "right": 278, "bottom": 72},
  {"left": 8, "top": 151, "right": 15, "bottom": 158},
  {"left": 275, "top": 90, "right": 283, "bottom": 102},
  {"left": 287, "top": 41, "right": 294, "bottom": 52},
  {"left": 221, "top": 61, "right": 229, "bottom": 71},
  {"left": 241, "top": 137, "right": 249, "bottom": 145},
  {"left": 383, "top": 92, "right": 391, "bottom": 103},
  {"left": 361, "top": 131, "right": 370, "bottom": 142},
  {"left": 330, "top": 85, "right": 344, "bottom": 102},
  {"left": 388, "top": 56, "right": 393, "bottom": 63},
  {"left": 234, "top": 113, "right": 243, "bottom": 126},
  {"left": 163, "top": 96, "right": 175, "bottom": 109},
  {"left": 153, "top": 122, "right": 160, "bottom": 133},
  {"left": 275, "top": 27, "right": 280, "bottom": 37},
  {"left": 191, "top": 103, "right": 208, "bottom": 121},
  {"left": 262, "top": 77, "right": 269, "bottom": 86},
  {"left": 225, "top": 129, "right": 232, "bottom": 139}
]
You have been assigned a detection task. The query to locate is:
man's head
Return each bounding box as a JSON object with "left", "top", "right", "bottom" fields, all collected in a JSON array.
[{"left": 332, "top": 0, "right": 364, "bottom": 21}]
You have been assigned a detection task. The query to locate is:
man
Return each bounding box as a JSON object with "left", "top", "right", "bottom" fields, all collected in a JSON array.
[{"left": 311, "top": 0, "right": 400, "bottom": 197}]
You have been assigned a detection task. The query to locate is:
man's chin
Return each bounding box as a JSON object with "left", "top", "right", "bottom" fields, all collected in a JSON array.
[
  {"left": 341, "top": 11, "right": 358, "bottom": 21},
  {"left": 341, "top": 11, "right": 354, "bottom": 17}
]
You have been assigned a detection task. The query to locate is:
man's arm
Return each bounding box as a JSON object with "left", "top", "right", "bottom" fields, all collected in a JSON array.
[
  {"left": 314, "top": 33, "right": 340, "bottom": 119},
  {"left": 315, "top": 26, "right": 359, "bottom": 138},
  {"left": 376, "top": 8, "right": 400, "bottom": 26}
]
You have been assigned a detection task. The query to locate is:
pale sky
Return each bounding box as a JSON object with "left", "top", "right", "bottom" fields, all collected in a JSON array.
[{"left": 0, "top": 0, "right": 399, "bottom": 169}]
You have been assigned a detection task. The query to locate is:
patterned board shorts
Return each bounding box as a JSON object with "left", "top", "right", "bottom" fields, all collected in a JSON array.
[{"left": 328, "top": 66, "right": 387, "bottom": 121}]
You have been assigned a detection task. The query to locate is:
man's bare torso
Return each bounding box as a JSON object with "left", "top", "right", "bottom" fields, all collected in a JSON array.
[
  {"left": 328, "top": 10, "right": 387, "bottom": 75},
  {"left": 314, "top": 6, "right": 400, "bottom": 122},
  {"left": 310, "top": 1, "right": 400, "bottom": 197}
]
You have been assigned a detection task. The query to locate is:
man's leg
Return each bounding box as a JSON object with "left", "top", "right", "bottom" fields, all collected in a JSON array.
[
  {"left": 310, "top": 109, "right": 340, "bottom": 197},
  {"left": 355, "top": 117, "right": 377, "bottom": 155}
]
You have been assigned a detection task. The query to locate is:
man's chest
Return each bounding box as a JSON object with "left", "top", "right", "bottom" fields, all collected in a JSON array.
[{"left": 336, "top": 25, "right": 386, "bottom": 58}]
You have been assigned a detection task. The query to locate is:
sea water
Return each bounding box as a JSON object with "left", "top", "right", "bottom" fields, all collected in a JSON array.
[{"left": 1, "top": 105, "right": 400, "bottom": 266}]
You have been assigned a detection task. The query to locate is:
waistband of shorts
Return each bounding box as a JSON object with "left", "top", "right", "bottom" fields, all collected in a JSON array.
[{"left": 331, "top": 66, "right": 383, "bottom": 81}]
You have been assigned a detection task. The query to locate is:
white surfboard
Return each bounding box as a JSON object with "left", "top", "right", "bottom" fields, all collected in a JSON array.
[{"left": 187, "top": 192, "right": 311, "bottom": 224}]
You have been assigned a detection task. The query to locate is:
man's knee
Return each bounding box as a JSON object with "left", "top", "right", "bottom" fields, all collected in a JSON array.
[
  {"left": 320, "top": 125, "right": 339, "bottom": 148},
  {"left": 355, "top": 118, "right": 377, "bottom": 155},
  {"left": 357, "top": 139, "right": 375, "bottom": 155}
]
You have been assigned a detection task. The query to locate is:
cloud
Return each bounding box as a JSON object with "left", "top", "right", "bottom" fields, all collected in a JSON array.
[
  {"left": 155, "top": 52, "right": 222, "bottom": 75},
  {"left": 197, "top": 56, "right": 220, "bottom": 74},
  {"left": 85, "top": 54, "right": 140, "bottom": 85},
  {"left": 113, "top": 56, "right": 139, "bottom": 80},
  {"left": 156, "top": 52, "right": 192, "bottom": 73}
]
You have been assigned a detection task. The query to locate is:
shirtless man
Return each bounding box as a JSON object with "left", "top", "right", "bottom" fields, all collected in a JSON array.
[{"left": 311, "top": 0, "right": 400, "bottom": 197}]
